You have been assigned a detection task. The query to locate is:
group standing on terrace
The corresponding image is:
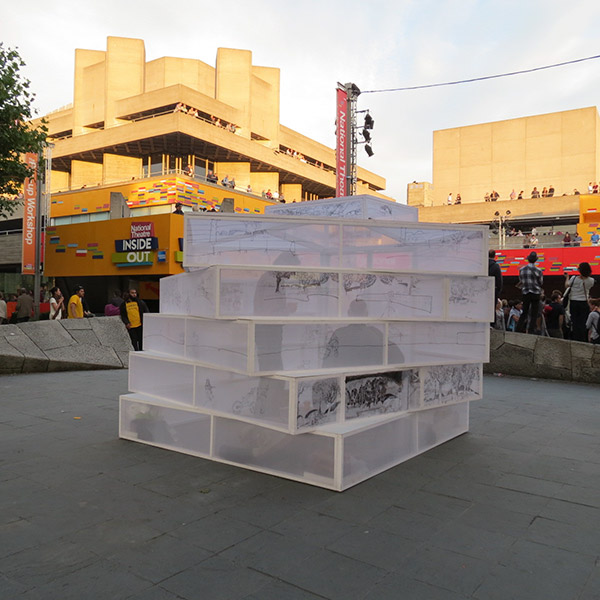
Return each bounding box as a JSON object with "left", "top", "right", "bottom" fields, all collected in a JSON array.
[{"left": 447, "top": 183, "right": 600, "bottom": 205}]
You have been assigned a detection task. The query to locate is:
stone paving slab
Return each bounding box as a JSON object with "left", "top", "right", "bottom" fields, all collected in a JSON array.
[{"left": 0, "top": 370, "right": 598, "bottom": 599}]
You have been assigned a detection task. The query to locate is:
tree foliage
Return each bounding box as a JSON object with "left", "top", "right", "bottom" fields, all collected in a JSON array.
[{"left": 0, "top": 43, "right": 47, "bottom": 218}]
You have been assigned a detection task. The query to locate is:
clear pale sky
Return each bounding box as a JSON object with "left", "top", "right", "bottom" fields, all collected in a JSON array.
[{"left": 4, "top": 0, "right": 600, "bottom": 202}]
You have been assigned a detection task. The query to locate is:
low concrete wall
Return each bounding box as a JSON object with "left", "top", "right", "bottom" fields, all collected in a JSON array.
[
  {"left": 0, "top": 317, "right": 132, "bottom": 374},
  {"left": 487, "top": 329, "right": 600, "bottom": 383}
]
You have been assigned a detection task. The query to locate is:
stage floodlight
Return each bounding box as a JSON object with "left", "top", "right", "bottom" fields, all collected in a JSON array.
[
  {"left": 365, "top": 144, "right": 374, "bottom": 157},
  {"left": 364, "top": 113, "right": 374, "bottom": 129},
  {"left": 362, "top": 128, "right": 371, "bottom": 142}
]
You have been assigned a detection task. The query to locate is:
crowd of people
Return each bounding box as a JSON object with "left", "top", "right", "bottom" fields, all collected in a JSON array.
[
  {"left": 448, "top": 182, "right": 600, "bottom": 204},
  {"left": 0, "top": 286, "right": 151, "bottom": 350},
  {"left": 174, "top": 103, "right": 239, "bottom": 134},
  {"left": 489, "top": 250, "right": 599, "bottom": 344},
  {"left": 279, "top": 147, "right": 329, "bottom": 171},
  {"left": 500, "top": 227, "right": 598, "bottom": 248}
]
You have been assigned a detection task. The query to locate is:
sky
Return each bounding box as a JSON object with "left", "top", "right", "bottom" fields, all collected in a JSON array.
[{"left": 3, "top": 0, "right": 600, "bottom": 203}]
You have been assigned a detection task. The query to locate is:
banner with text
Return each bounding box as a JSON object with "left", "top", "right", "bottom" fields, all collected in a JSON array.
[
  {"left": 336, "top": 86, "right": 348, "bottom": 198},
  {"left": 21, "top": 152, "right": 38, "bottom": 274}
]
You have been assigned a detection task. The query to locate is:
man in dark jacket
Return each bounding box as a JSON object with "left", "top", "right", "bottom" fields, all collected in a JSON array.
[
  {"left": 15, "top": 288, "right": 34, "bottom": 323},
  {"left": 120, "top": 289, "right": 149, "bottom": 351},
  {"left": 488, "top": 250, "right": 503, "bottom": 324}
]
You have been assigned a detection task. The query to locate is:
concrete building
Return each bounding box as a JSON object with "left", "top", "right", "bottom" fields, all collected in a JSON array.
[
  {"left": 429, "top": 106, "right": 600, "bottom": 207},
  {"left": 407, "top": 107, "right": 600, "bottom": 299},
  {"left": 1, "top": 36, "right": 390, "bottom": 310},
  {"left": 46, "top": 36, "right": 387, "bottom": 205}
]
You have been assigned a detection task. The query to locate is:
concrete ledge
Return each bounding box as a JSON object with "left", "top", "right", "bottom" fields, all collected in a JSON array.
[
  {"left": 486, "top": 329, "right": 600, "bottom": 383},
  {"left": 0, "top": 317, "right": 132, "bottom": 374}
]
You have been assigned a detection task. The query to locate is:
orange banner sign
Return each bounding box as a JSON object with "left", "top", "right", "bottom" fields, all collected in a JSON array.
[{"left": 21, "top": 152, "right": 38, "bottom": 274}]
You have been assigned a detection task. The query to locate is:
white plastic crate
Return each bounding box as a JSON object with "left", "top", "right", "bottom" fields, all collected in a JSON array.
[
  {"left": 144, "top": 315, "right": 489, "bottom": 376},
  {"left": 183, "top": 215, "right": 487, "bottom": 275},
  {"left": 119, "top": 392, "right": 470, "bottom": 491},
  {"left": 158, "top": 267, "right": 493, "bottom": 322},
  {"left": 126, "top": 352, "right": 478, "bottom": 437}
]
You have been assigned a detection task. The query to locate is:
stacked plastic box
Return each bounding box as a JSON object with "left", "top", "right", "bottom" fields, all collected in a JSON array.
[{"left": 119, "top": 197, "right": 491, "bottom": 491}]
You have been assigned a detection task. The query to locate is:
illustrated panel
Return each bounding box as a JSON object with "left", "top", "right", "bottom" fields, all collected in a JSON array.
[
  {"left": 160, "top": 268, "right": 216, "bottom": 317},
  {"left": 365, "top": 200, "right": 418, "bottom": 222},
  {"left": 421, "top": 363, "right": 483, "bottom": 408},
  {"left": 340, "top": 273, "right": 445, "bottom": 320},
  {"left": 184, "top": 217, "right": 341, "bottom": 269},
  {"left": 447, "top": 276, "right": 494, "bottom": 321},
  {"left": 196, "top": 365, "right": 290, "bottom": 428},
  {"left": 344, "top": 369, "right": 420, "bottom": 420},
  {"left": 266, "top": 198, "right": 365, "bottom": 218},
  {"left": 219, "top": 268, "right": 340, "bottom": 318},
  {"left": 296, "top": 377, "right": 342, "bottom": 430}
]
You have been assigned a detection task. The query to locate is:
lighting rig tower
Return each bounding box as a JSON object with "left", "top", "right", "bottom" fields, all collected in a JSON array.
[{"left": 336, "top": 82, "right": 374, "bottom": 197}]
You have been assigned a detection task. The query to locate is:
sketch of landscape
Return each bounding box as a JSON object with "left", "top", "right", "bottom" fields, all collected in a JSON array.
[
  {"left": 345, "top": 370, "right": 419, "bottom": 419},
  {"left": 341, "top": 273, "right": 444, "bottom": 319},
  {"left": 219, "top": 268, "right": 339, "bottom": 318},
  {"left": 296, "top": 377, "right": 341, "bottom": 430},
  {"left": 448, "top": 277, "right": 494, "bottom": 320},
  {"left": 422, "top": 364, "right": 482, "bottom": 407}
]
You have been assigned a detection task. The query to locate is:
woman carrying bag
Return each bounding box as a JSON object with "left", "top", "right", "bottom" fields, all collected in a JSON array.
[
  {"left": 564, "top": 262, "right": 595, "bottom": 342},
  {"left": 586, "top": 298, "right": 600, "bottom": 344}
]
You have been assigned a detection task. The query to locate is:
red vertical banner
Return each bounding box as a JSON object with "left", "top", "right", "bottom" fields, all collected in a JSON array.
[
  {"left": 336, "top": 86, "right": 348, "bottom": 198},
  {"left": 21, "top": 152, "right": 38, "bottom": 274}
]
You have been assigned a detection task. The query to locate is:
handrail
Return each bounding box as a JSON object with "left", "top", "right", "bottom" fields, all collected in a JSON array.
[{"left": 52, "top": 169, "right": 279, "bottom": 203}]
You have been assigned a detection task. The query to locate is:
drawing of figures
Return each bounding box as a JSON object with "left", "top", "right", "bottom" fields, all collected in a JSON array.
[
  {"left": 345, "top": 371, "right": 409, "bottom": 419},
  {"left": 204, "top": 378, "right": 215, "bottom": 405},
  {"left": 297, "top": 378, "right": 341, "bottom": 429},
  {"left": 343, "top": 273, "right": 377, "bottom": 292},
  {"left": 422, "top": 364, "right": 481, "bottom": 406},
  {"left": 449, "top": 278, "right": 491, "bottom": 305}
]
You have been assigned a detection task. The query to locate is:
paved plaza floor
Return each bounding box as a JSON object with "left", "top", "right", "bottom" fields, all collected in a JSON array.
[{"left": 1, "top": 370, "right": 599, "bottom": 599}]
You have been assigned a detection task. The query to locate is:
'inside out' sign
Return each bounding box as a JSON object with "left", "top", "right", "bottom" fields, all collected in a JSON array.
[{"left": 112, "top": 224, "right": 159, "bottom": 267}]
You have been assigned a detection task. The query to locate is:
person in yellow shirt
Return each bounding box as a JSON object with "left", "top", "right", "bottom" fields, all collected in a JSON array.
[
  {"left": 68, "top": 286, "right": 91, "bottom": 318},
  {"left": 120, "top": 289, "right": 149, "bottom": 351}
]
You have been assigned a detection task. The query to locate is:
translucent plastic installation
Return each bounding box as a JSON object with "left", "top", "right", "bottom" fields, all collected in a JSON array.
[{"left": 120, "top": 198, "right": 490, "bottom": 491}]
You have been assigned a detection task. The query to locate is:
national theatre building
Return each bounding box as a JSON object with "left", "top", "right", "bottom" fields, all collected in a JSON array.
[{"left": 1, "top": 36, "right": 389, "bottom": 308}]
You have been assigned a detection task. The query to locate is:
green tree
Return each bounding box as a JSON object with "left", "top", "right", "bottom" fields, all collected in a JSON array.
[{"left": 0, "top": 43, "right": 47, "bottom": 218}]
